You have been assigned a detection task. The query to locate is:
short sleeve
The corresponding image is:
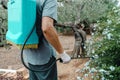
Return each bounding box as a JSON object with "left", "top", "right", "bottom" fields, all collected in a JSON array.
[{"left": 42, "top": 0, "right": 57, "bottom": 22}]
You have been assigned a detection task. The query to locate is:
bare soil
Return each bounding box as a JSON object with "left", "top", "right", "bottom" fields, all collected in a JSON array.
[{"left": 0, "top": 35, "right": 90, "bottom": 80}]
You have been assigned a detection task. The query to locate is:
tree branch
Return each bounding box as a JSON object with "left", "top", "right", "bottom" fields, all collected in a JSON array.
[{"left": 1, "top": 0, "right": 7, "bottom": 9}]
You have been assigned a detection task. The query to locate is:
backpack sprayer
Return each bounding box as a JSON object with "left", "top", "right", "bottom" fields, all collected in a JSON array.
[
  {"left": 6, "top": 0, "right": 42, "bottom": 72},
  {"left": 6, "top": 0, "right": 61, "bottom": 72},
  {"left": 6, "top": 0, "right": 38, "bottom": 49}
]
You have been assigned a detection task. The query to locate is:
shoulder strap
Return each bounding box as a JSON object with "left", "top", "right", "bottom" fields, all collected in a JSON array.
[
  {"left": 41, "top": 0, "right": 47, "bottom": 11},
  {"left": 35, "top": 0, "right": 47, "bottom": 46}
]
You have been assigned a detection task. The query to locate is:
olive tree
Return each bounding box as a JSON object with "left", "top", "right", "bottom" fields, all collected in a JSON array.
[{"left": 57, "top": 0, "right": 118, "bottom": 33}]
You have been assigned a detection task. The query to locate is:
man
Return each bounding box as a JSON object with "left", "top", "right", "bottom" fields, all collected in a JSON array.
[{"left": 23, "top": 0, "right": 71, "bottom": 80}]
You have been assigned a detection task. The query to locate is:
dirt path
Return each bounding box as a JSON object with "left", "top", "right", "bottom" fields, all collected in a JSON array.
[
  {"left": 0, "top": 35, "right": 90, "bottom": 80},
  {"left": 57, "top": 59, "right": 89, "bottom": 80}
]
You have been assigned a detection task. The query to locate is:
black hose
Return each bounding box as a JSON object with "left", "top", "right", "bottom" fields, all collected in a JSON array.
[{"left": 20, "top": 23, "right": 37, "bottom": 72}]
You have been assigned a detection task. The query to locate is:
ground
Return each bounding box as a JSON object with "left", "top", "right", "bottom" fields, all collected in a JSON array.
[{"left": 0, "top": 35, "right": 90, "bottom": 80}]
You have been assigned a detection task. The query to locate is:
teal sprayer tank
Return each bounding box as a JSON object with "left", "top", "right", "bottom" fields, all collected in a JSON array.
[{"left": 6, "top": 0, "right": 39, "bottom": 49}]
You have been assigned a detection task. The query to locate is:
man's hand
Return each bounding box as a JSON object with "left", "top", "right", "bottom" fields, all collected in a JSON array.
[{"left": 60, "top": 51, "right": 71, "bottom": 63}]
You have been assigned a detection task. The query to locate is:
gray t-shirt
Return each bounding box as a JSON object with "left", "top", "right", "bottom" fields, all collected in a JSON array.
[{"left": 23, "top": 0, "right": 57, "bottom": 65}]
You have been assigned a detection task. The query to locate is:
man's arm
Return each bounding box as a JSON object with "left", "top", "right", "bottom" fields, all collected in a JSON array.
[
  {"left": 41, "top": 17, "right": 71, "bottom": 63},
  {"left": 42, "top": 17, "right": 64, "bottom": 53}
]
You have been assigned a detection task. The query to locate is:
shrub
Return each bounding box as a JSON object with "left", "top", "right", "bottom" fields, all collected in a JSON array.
[{"left": 78, "top": 5, "right": 120, "bottom": 80}]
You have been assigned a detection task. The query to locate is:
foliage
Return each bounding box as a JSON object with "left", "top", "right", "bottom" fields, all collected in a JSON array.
[
  {"left": 0, "top": 3, "right": 8, "bottom": 47},
  {"left": 57, "top": 0, "right": 117, "bottom": 33},
  {"left": 78, "top": 1, "right": 120, "bottom": 80},
  {"left": 57, "top": 0, "right": 116, "bottom": 23}
]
